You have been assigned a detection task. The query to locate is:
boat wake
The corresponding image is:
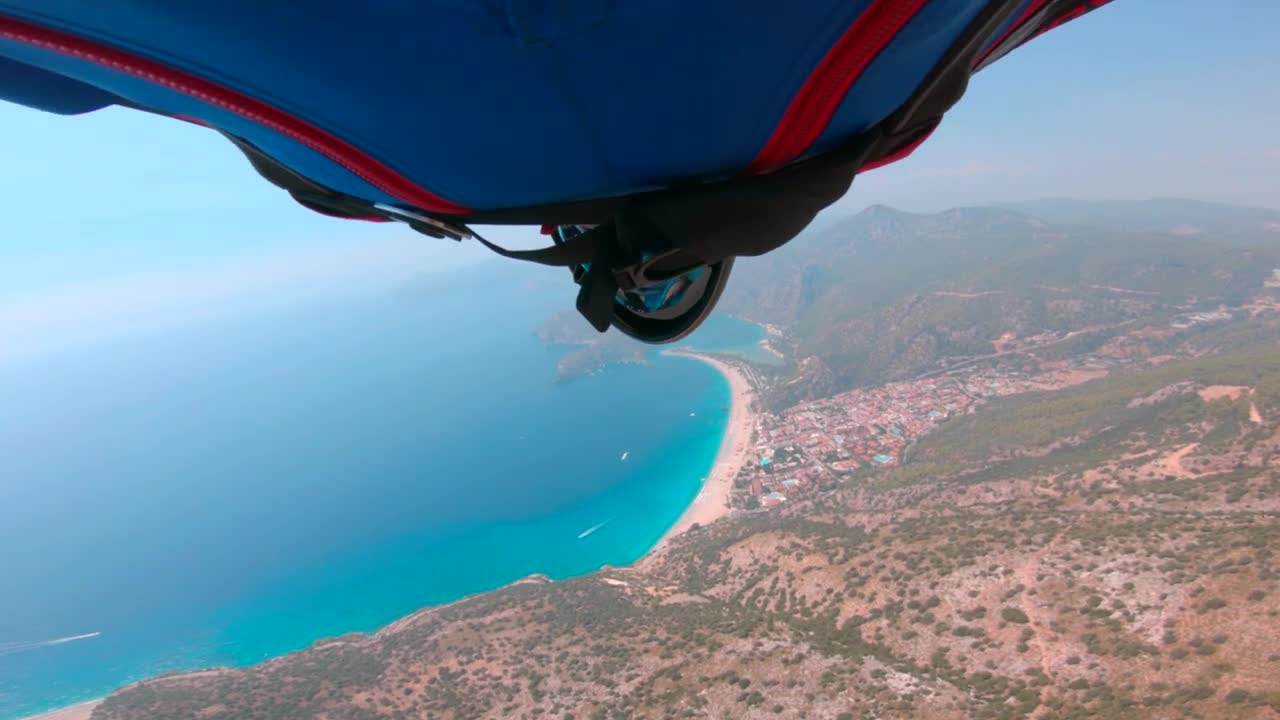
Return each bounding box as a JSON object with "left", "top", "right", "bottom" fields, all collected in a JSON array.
[
  {"left": 577, "top": 518, "right": 614, "bottom": 539},
  {"left": 0, "top": 632, "right": 101, "bottom": 656}
]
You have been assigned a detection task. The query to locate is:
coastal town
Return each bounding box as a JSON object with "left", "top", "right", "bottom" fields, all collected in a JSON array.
[
  {"left": 734, "top": 368, "right": 1030, "bottom": 509},
  {"left": 740, "top": 362, "right": 1120, "bottom": 506},
  {"left": 720, "top": 294, "right": 1278, "bottom": 513},
  {"left": 746, "top": 374, "right": 973, "bottom": 506}
]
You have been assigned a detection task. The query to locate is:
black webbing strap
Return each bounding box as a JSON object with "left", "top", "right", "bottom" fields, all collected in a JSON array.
[
  {"left": 469, "top": 223, "right": 606, "bottom": 267},
  {"left": 471, "top": 223, "right": 621, "bottom": 332},
  {"left": 575, "top": 239, "right": 620, "bottom": 332}
]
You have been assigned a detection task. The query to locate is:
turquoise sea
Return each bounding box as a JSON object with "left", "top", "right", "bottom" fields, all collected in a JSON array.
[{"left": 0, "top": 268, "right": 765, "bottom": 719}]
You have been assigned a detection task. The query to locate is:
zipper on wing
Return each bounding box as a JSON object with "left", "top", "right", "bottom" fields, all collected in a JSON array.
[
  {"left": 0, "top": 13, "right": 470, "bottom": 215},
  {"left": 974, "top": 0, "right": 1113, "bottom": 69},
  {"left": 746, "top": 0, "right": 930, "bottom": 175}
]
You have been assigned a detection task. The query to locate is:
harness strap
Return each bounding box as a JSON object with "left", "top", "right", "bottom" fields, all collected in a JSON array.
[
  {"left": 470, "top": 223, "right": 604, "bottom": 267},
  {"left": 471, "top": 224, "right": 621, "bottom": 332}
]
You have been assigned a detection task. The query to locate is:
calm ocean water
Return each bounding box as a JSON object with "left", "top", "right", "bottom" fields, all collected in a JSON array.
[{"left": 0, "top": 271, "right": 763, "bottom": 719}]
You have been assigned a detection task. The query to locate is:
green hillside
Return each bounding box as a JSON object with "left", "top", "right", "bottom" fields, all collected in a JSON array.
[{"left": 720, "top": 204, "right": 1280, "bottom": 397}]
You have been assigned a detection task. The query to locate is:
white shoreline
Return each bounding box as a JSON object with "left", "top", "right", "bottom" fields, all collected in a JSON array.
[
  {"left": 650, "top": 350, "right": 757, "bottom": 555},
  {"left": 19, "top": 699, "right": 101, "bottom": 720}
]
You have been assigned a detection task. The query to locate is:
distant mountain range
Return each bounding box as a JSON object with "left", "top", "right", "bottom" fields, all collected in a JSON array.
[
  {"left": 719, "top": 199, "right": 1280, "bottom": 405},
  {"left": 991, "top": 197, "right": 1280, "bottom": 247}
]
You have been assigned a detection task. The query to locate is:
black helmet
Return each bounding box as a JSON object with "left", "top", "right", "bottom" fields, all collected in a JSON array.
[{"left": 552, "top": 224, "right": 734, "bottom": 344}]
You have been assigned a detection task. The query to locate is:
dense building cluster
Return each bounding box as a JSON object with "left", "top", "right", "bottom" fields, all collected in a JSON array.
[
  {"left": 741, "top": 359, "right": 1148, "bottom": 509},
  {"left": 745, "top": 376, "right": 977, "bottom": 506}
]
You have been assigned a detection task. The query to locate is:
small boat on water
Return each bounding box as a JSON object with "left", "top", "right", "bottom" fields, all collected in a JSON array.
[
  {"left": 578, "top": 518, "right": 613, "bottom": 539},
  {"left": 620, "top": 451, "right": 629, "bottom": 461}
]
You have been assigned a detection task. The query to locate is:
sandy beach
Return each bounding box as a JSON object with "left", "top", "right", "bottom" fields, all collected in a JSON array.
[
  {"left": 652, "top": 350, "right": 757, "bottom": 551},
  {"left": 21, "top": 700, "right": 101, "bottom": 720}
]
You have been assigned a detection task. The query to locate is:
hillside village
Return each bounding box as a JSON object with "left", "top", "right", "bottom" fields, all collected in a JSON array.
[{"left": 734, "top": 283, "right": 1279, "bottom": 513}]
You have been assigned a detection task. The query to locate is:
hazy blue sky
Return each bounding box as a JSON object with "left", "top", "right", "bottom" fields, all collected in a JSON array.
[
  {"left": 846, "top": 0, "right": 1280, "bottom": 213},
  {"left": 1, "top": 0, "right": 1277, "bottom": 355}
]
